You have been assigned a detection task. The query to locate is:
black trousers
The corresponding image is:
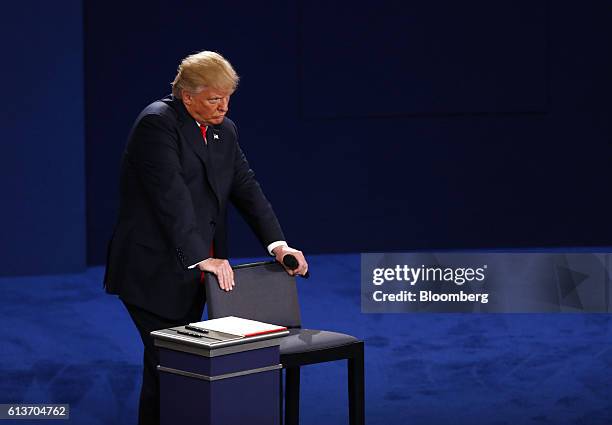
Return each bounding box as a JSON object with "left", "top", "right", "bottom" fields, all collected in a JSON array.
[{"left": 123, "top": 287, "right": 206, "bottom": 425}]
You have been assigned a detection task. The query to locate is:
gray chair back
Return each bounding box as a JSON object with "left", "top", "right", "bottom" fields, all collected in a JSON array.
[{"left": 204, "top": 261, "right": 302, "bottom": 328}]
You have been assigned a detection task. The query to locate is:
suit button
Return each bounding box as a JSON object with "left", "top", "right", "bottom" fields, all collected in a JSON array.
[{"left": 210, "top": 221, "right": 216, "bottom": 227}]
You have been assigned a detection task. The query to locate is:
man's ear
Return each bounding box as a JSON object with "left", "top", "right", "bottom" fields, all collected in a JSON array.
[{"left": 182, "top": 91, "right": 192, "bottom": 105}]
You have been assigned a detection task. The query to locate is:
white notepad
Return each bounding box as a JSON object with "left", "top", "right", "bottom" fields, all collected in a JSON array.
[{"left": 189, "top": 316, "right": 287, "bottom": 337}]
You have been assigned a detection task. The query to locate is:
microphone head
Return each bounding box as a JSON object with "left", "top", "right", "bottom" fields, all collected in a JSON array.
[{"left": 282, "top": 254, "right": 299, "bottom": 269}]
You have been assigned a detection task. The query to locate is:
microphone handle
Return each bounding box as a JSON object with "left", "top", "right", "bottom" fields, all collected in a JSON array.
[{"left": 283, "top": 254, "right": 310, "bottom": 279}]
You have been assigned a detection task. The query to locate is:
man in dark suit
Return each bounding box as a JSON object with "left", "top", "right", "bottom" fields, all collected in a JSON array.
[{"left": 104, "top": 51, "right": 308, "bottom": 425}]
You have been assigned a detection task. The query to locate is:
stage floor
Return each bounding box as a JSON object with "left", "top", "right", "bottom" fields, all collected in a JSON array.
[{"left": 1, "top": 253, "right": 611, "bottom": 425}]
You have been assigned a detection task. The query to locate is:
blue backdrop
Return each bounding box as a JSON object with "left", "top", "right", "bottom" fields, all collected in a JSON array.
[
  {"left": 0, "top": 0, "right": 85, "bottom": 275},
  {"left": 1, "top": 0, "right": 611, "bottom": 275}
]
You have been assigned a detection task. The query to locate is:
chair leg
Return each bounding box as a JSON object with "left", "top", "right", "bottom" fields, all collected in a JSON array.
[
  {"left": 348, "top": 343, "right": 365, "bottom": 425},
  {"left": 285, "top": 366, "right": 300, "bottom": 425}
]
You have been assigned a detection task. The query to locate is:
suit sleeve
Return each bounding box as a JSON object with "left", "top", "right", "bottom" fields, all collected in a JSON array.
[
  {"left": 228, "top": 122, "right": 285, "bottom": 248},
  {"left": 127, "top": 113, "right": 209, "bottom": 269}
]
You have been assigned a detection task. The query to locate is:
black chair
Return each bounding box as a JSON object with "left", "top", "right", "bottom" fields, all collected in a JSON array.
[{"left": 204, "top": 261, "right": 364, "bottom": 425}]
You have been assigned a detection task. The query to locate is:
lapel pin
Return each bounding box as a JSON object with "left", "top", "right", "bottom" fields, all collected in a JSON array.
[{"left": 213, "top": 134, "right": 219, "bottom": 140}]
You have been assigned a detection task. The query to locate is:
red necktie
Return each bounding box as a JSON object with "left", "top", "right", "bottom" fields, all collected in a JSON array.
[{"left": 200, "top": 125, "right": 207, "bottom": 145}]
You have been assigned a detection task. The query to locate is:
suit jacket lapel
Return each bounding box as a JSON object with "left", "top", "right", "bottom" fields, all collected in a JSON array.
[
  {"left": 168, "top": 96, "right": 221, "bottom": 206},
  {"left": 206, "top": 125, "right": 222, "bottom": 175}
]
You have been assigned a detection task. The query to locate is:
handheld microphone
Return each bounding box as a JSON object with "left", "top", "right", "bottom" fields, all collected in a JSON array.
[{"left": 282, "top": 254, "right": 310, "bottom": 279}]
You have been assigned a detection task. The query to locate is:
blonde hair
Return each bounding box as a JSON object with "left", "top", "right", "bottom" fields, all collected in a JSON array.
[{"left": 171, "top": 51, "right": 239, "bottom": 98}]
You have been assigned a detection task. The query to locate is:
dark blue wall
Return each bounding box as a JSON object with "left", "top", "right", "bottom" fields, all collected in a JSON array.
[
  {"left": 0, "top": 1, "right": 85, "bottom": 275},
  {"left": 80, "top": 1, "right": 611, "bottom": 264}
]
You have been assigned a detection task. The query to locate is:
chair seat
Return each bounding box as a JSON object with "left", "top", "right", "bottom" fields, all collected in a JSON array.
[{"left": 279, "top": 328, "right": 358, "bottom": 355}]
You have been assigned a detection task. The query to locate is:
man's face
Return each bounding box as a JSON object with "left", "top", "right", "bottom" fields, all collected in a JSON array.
[{"left": 182, "top": 86, "right": 232, "bottom": 126}]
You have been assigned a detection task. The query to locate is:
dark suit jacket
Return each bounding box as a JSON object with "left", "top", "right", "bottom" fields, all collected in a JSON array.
[{"left": 104, "top": 95, "right": 284, "bottom": 320}]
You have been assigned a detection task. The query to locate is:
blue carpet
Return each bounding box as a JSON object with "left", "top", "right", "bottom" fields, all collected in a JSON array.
[{"left": 1, "top": 253, "right": 611, "bottom": 424}]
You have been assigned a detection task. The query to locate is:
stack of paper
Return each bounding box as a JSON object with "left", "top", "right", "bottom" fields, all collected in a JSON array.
[{"left": 189, "top": 316, "right": 287, "bottom": 337}]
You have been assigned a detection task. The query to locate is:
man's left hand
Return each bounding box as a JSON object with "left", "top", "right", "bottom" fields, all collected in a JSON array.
[{"left": 272, "top": 245, "right": 308, "bottom": 277}]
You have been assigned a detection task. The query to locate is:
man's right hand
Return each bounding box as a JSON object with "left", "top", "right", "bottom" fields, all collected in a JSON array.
[{"left": 197, "top": 258, "right": 234, "bottom": 291}]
